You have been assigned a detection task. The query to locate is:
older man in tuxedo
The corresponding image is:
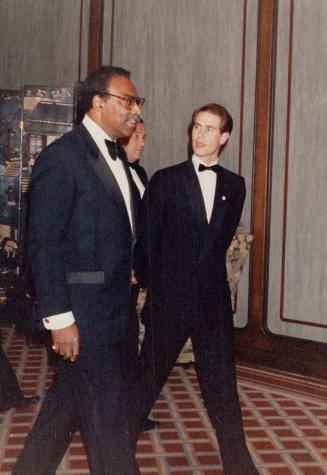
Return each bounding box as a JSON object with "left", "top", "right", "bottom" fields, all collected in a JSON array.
[
  {"left": 13, "top": 65, "right": 144, "bottom": 475},
  {"left": 140, "top": 103, "right": 259, "bottom": 474}
]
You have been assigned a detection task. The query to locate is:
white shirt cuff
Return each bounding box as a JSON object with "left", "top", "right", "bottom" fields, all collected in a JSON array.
[{"left": 43, "top": 311, "right": 75, "bottom": 330}]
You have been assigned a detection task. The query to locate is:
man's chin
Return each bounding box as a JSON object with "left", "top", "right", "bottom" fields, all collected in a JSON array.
[{"left": 193, "top": 147, "right": 204, "bottom": 156}]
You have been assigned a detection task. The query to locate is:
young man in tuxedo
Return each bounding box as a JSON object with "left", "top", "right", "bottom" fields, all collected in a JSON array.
[
  {"left": 140, "top": 104, "right": 259, "bottom": 474},
  {"left": 13, "top": 65, "right": 144, "bottom": 475}
]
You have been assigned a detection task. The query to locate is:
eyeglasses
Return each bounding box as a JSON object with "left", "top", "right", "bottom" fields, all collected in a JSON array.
[{"left": 103, "top": 92, "right": 145, "bottom": 108}]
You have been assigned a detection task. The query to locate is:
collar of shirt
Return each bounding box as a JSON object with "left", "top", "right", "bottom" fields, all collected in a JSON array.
[
  {"left": 83, "top": 113, "right": 114, "bottom": 141},
  {"left": 192, "top": 154, "right": 217, "bottom": 223},
  {"left": 82, "top": 114, "right": 115, "bottom": 161},
  {"left": 130, "top": 167, "right": 146, "bottom": 198},
  {"left": 82, "top": 114, "right": 134, "bottom": 232},
  {"left": 192, "top": 154, "right": 219, "bottom": 174}
]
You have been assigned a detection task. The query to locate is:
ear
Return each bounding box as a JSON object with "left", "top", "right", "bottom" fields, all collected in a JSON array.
[
  {"left": 91, "top": 94, "right": 103, "bottom": 111},
  {"left": 220, "top": 132, "right": 230, "bottom": 146}
]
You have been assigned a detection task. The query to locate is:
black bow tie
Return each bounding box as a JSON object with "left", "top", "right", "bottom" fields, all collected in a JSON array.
[
  {"left": 198, "top": 163, "right": 219, "bottom": 173},
  {"left": 105, "top": 139, "right": 120, "bottom": 160},
  {"left": 128, "top": 160, "right": 139, "bottom": 170}
]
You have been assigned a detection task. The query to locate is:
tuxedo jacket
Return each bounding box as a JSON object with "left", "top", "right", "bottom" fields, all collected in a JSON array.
[
  {"left": 129, "top": 162, "right": 148, "bottom": 286},
  {"left": 142, "top": 158, "right": 245, "bottom": 332},
  {"left": 130, "top": 162, "right": 148, "bottom": 189},
  {"left": 29, "top": 124, "right": 139, "bottom": 346}
]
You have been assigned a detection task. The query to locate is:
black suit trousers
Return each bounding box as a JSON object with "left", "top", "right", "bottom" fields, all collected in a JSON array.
[
  {"left": 121, "top": 283, "right": 144, "bottom": 438},
  {"left": 0, "top": 345, "right": 23, "bottom": 410},
  {"left": 13, "top": 343, "right": 139, "bottom": 475},
  {"left": 140, "top": 313, "right": 258, "bottom": 475}
]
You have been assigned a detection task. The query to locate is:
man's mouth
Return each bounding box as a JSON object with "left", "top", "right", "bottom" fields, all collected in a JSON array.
[{"left": 127, "top": 114, "right": 140, "bottom": 124}]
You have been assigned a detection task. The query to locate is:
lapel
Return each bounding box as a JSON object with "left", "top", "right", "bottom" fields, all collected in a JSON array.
[
  {"left": 135, "top": 164, "right": 148, "bottom": 187},
  {"left": 120, "top": 148, "right": 139, "bottom": 241},
  {"left": 183, "top": 160, "right": 229, "bottom": 264},
  {"left": 198, "top": 164, "right": 229, "bottom": 263},
  {"left": 182, "top": 159, "right": 208, "bottom": 228},
  {"left": 76, "top": 124, "right": 136, "bottom": 236}
]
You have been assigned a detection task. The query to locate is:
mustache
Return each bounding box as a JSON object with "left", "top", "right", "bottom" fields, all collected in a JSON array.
[{"left": 128, "top": 114, "right": 140, "bottom": 122}]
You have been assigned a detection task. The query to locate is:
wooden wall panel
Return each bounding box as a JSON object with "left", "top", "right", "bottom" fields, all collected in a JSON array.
[
  {"left": 102, "top": 0, "right": 114, "bottom": 65},
  {"left": 267, "top": 0, "right": 327, "bottom": 343},
  {"left": 88, "top": 0, "right": 104, "bottom": 73}
]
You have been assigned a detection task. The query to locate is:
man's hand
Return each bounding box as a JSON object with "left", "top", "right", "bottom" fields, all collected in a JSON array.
[{"left": 51, "top": 323, "right": 79, "bottom": 362}]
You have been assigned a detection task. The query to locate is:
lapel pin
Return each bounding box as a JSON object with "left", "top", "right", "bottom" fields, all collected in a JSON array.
[{"left": 222, "top": 195, "right": 226, "bottom": 201}]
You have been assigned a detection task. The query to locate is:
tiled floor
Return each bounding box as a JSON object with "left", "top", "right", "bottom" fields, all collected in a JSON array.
[{"left": 1, "top": 323, "right": 327, "bottom": 475}]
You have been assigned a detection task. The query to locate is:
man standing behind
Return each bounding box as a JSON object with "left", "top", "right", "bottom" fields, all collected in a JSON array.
[
  {"left": 13, "top": 65, "right": 144, "bottom": 475},
  {"left": 120, "top": 118, "right": 148, "bottom": 199},
  {"left": 120, "top": 120, "right": 158, "bottom": 433},
  {"left": 140, "top": 104, "right": 259, "bottom": 474},
  {"left": 120, "top": 119, "right": 148, "bottom": 330},
  {"left": 120, "top": 118, "right": 148, "bottom": 299}
]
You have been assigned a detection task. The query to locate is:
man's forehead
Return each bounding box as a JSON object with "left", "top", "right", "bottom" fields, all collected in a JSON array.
[
  {"left": 194, "top": 111, "right": 221, "bottom": 128},
  {"left": 108, "top": 75, "right": 137, "bottom": 95},
  {"left": 134, "top": 122, "right": 146, "bottom": 134}
]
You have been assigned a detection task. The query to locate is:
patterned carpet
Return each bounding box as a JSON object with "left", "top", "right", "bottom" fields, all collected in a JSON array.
[{"left": 1, "top": 323, "right": 327, "bottom": 475}]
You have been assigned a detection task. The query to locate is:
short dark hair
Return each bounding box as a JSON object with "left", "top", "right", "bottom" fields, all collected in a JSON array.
[
  {"left": 79, "top": 65, "right": 131, "bottom": 115},
  {"left": 192, "top": 103, "right": 233, "bottom": 134}
]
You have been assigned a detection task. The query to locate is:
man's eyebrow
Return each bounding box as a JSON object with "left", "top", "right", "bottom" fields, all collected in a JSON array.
[{"left": 194, "top": 121, "right": 218, "bottom": 130}]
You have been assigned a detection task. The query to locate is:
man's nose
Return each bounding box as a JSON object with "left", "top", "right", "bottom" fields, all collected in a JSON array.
[
  {"left": 197, "top": 127, "right": 205, "bottom": 138},
  {"left": 131, "top": 102, "right": 141, "bottom": 116}
]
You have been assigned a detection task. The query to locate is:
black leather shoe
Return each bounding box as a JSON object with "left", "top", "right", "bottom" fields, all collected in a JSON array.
[
  {"left": 0, "top": 396, "right": 40, "bottom": 413},
  {"left": 14, "top": 396, "right": 40, "bottom": 409},
  {"left": 140, "top": 417, "right": 160, "bottom": 432}
]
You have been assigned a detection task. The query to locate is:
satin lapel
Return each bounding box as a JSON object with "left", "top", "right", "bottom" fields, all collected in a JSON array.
[
  {"left": 198, "top": 165, "right": 228, "bottom": 263},
  {"left": 182, "top": 160, "right": 208, "bottom": 227},
  {"left": 76, "top": 124, "right": 132, "bottom": 228},
  {"left": 86, "top": 151, "right": 129, "bottom": 215},
  {"left": 120, "top": 150, "right": 138, "bottom": 240},
  {"left": 75, "top": 123, "right": 100, "bottom": 157}
]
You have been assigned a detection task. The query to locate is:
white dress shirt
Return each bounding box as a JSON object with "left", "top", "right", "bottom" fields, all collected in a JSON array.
[
  {"left": 192, "top": 154, "right": 218, "bottom": 223},
  {"left": 130, "top": 167, "right": 145, "bottom": 198},
  {"left": 43, "top": 114, "right": 133, "bottom": 330}
]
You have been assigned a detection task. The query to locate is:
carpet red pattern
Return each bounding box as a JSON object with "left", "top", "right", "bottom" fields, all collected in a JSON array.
[{"left": 1, "top": 324, "right": 326, "bottom": 475}]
